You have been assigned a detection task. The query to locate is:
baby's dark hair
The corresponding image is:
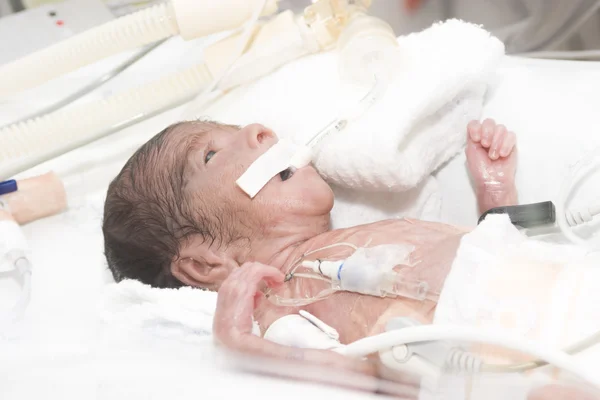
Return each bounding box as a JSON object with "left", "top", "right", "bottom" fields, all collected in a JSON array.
[{"left": 102, "top": 120, "right": 235, "bottom": 288}]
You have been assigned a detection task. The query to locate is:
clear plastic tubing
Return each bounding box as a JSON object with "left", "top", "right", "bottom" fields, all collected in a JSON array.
[{"left": 302, "top": 259, "right": 430, "bottom": 301}]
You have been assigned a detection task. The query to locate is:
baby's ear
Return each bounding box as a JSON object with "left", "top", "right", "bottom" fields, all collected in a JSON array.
[{"left": 171, "top": 242, "right": 237, "bottom": 290}]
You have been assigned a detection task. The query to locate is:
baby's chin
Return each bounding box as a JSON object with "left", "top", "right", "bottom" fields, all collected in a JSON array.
[{"left": 257, "top": 167, "right": 333, "bottom": 212}]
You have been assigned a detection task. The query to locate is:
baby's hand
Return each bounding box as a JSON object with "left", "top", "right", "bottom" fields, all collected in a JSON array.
[
  {"left": 213, "top": 262, "right": 284, "bottom": 347},
  {"left": 465, "top": 118, "right": 519, "bottom": 213},
  {"left": 465, "top": 118, "right": 517, "bottom": 188},
  {"left": 467, "top": 118, "right": 516, "bottom": 161}
]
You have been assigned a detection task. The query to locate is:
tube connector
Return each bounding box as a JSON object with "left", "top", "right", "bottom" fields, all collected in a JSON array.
[
  {"left": 302, "top": 0, "right": 372, "bottom": 49},
  {"left": 337, "top": 12, "right": 400, "bottom": 85},
  {"left": 171, "top": 0, "right": 279, "bottom": 40},
  {"left": 302, "top": 259, "right": 344, "bottom": 280}
]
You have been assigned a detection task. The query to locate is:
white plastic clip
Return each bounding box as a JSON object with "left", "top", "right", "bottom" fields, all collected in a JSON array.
[{"left": 299, "top": 309, "right": 340, "bottom": 340}]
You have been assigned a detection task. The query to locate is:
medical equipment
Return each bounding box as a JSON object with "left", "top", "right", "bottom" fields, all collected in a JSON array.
[
  {"left": 0, "top": 0, "right": 116, "bottom": 66},
  {"left": 265, "top": 243, "right": 440, "bottom": 307},
  {"left": 0, "top": 207, "right": 32, "bottom": 338},
  {"left": 236, "top": 11, "right": 400, "bottom": 198},
  {"left": 474, "top": 147, "right": 600, "bottom": 249},
  {"left": 556, "top": 145, "right": 600, "bottom": 250},
  {"left": 263, "top": 310, "right": 345, "bottom": 351},
  {"left": 0, "top": 0, "right": 384, "bottom": 181},
  {"left": 6, "top": 39, "right": 167, "bottom": 127},
  {"left": 0, "top": 172, "right": 67, "bottom": 224},
  {"left": 0, "top": 172, "right": 68, "bottom": 337},
  {"left": 340, "top": 318, "right": 600, "bottom": 390},
  {"left": 476, "top": 178, "right": 600, "bottom": 249},
  {"left": 0, "top": 0, "right": 280, "bottom": 95},
  {"left": 478, "top": 201, "right": 556, "bottom": 228},
  {"left": 300, "top": 245, "right": 433, "bottom": 301},
  {"left": 261, "top": 309, "right": 600, "bottom": 391}
]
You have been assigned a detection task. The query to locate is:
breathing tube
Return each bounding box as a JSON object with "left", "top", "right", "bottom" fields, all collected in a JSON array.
[
  {"left": 0, "top": 0, "right": 278, "bottom": 98},
  {"left": 0, "top": 0, "right": 374, "bottom": 180},
  {"left": 304, "top": 11, "right": 400, "bottom": 148},
  {"left": 0, "top": 63, "right": 213, "bottom": 180},
  {"left": 236, "top": 11, "right": 401, "bottom": 198}
]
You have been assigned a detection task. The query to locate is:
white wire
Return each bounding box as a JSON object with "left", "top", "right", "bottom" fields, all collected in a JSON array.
[
  {"left": 338, "top": 324, "right": 600, "bottom": 389},
  {"left": 0, "top": 257, "right": 32, "bottom": 338},
  {"left": 182, "top": 0, "right": 268, "bottom": 118},
  {"left": 556, "top": 144, "right": 600, "bottom": 250},
  {"left": 483, "top": 328, "right": 600, "bottom": 373}
]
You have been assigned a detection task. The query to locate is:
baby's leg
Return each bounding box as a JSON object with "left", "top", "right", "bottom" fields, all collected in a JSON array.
[{"left": 465, "top": 118, "right": 519, "bottom": 215}]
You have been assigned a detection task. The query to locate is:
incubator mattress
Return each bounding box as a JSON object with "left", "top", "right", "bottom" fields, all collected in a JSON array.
[{"left": 2, "top": 35, "right": 600, "bottom": 399}]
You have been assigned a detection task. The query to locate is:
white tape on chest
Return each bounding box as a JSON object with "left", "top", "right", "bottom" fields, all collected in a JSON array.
[{"left": 235, "top": 139, "right": 312, "bottom": 198}]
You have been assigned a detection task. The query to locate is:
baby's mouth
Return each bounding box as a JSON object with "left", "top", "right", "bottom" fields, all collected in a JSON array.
[{"left": 279, "top": 167, "right": 295, "bottom": 181}]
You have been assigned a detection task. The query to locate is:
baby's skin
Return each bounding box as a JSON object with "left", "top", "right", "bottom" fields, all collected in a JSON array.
[{"left": 213, "top": 120, "right": 521, "bottom": 389}]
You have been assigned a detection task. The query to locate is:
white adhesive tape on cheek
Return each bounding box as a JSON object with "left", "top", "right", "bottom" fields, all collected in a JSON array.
[{"left": 236, "top": 139, "right": 313, "bottom": 198}]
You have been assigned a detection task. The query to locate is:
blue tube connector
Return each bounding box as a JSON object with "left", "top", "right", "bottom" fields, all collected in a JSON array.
[{"left": 0, "top": 180, "right": 17, "bottom": 196}]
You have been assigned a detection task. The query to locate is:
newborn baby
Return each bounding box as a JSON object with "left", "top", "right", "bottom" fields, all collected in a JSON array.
[{"left": 104, "top": 118, "right": 577, "bottom": 397}]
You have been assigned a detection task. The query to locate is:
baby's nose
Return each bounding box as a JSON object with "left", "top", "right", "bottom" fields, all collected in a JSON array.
[{"left": 241, "top": 124, "right": 276, "bottom": 149}]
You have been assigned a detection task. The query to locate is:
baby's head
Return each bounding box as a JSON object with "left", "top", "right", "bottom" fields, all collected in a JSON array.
[{"left": 102, "top": 120, "right": 333, "bottom": 290}]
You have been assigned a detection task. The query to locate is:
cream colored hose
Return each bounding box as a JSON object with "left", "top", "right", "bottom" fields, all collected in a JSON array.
[
  {"left": 0, "top": 3, "right": 178, "bottom": 97},
  {"left": 0, "top": 63, "right": 212, "bottom": 180},
  {"left": 0, "top": 0, "right": 278, "bottom": 97}
]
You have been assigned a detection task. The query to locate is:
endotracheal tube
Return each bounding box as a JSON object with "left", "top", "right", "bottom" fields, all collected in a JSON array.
[
  {"left": 302, "top": 12, "right": 400, "bottom": 149},
  {"left": 265, "top": 244, "right": 436, "bottom": 307}
]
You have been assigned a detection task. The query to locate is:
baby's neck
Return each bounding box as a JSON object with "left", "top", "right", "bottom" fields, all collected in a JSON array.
[{"left": 265, "top": 228, "right": 359, "bottom": 273}]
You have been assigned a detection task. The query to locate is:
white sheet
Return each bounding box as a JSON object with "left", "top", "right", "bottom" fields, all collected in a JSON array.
[{"left": 2, "top": 37, "right": 600, "bottom": 399}]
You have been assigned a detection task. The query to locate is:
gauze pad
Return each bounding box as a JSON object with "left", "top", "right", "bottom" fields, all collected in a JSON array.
[{"left": 236, "top": 138, "right": 312, "bottom": 198}]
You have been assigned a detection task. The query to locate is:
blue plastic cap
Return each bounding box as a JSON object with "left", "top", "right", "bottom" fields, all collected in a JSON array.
[{"left": 0, "top": 180, "right": 18, "bottom": 196}]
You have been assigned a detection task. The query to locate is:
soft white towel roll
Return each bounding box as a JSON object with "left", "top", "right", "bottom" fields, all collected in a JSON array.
[
  {"left": 198, "top": 19, "right": 504, "bottom": 194},
  {"left": 313, "top": 19, "right": 504, "bottom": 192}
]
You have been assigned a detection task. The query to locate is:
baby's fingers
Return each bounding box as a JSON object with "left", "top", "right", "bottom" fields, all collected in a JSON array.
[
  {"left": 489, "top": 124, "right": 507, "bottom": 160},
  {"left": 499, "top": 131, "right": 517, "bottom": 158},
  {"left": 480, "top": 118, "right": 496, "bottom": 147},
  {"left": 467, "top": 120, "right": 482, "bottom": 142}
]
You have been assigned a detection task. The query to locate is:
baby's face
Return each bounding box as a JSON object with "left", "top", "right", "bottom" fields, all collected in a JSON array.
[{"left": 177, "top": 122, "right": 334, "bottom": 236}]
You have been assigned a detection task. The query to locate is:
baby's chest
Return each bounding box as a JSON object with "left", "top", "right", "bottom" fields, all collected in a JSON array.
[{"left": 304, "top": 293, "right": 425, "bottom": 344}]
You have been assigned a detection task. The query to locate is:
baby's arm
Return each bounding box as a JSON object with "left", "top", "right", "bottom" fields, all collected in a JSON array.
[{"left": 213, "top": 262, "right": 418, "bottom": 396}]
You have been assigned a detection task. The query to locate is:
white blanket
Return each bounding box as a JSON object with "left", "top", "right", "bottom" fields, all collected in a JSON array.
[{"left": 100, "top": 280, "right": 217, "bottom": 341}]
